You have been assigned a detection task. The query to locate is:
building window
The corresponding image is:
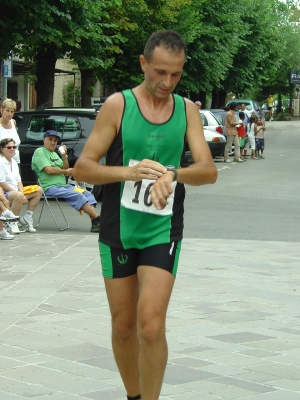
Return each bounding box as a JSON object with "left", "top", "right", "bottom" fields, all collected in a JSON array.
[{"left": 7, "top": 81, "right": 18, "bottom": 101}]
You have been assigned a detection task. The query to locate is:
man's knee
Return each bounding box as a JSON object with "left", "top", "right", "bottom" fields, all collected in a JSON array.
[
  {"left": 137, "top": 314, "right": 166, "bottom": 344},
  {"left": 112, "top": 313, "right": 137, "bottom": 339}
]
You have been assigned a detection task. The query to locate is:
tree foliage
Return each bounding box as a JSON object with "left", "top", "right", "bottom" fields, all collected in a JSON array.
[{"left": 1, "top": 0, "right": 300, "bottom": 107}]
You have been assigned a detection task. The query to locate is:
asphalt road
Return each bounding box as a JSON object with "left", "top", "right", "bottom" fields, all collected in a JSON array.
[
  {"left": 184, "top": 119, "right": 300, "bottom": 242},
  {"left": 30, "top": 119, "right": 300, "bottom": 242}
]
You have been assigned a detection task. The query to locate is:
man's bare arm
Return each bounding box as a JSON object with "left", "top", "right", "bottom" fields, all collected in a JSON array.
[
  {"left": 150, "top": 100, "right": 217, "bottom": 209},
  {"left": 177, "top": 100, "right": 217, "bottom": 185},
  {"left": 43, "top": 166, "right": 73, "bottom": 177}
]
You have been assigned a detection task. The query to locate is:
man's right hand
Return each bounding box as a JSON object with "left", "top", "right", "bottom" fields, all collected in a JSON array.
[
  {"left": 128, "top": 159, "right": 167, "bottom": 181},
  {"left": 68, "top": 168, "right": 74, "bottom": 176}
]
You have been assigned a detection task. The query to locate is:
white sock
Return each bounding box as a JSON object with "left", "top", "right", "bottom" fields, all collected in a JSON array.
[{"left": 25, "top": 210, "right": 33, "bottom": 220}]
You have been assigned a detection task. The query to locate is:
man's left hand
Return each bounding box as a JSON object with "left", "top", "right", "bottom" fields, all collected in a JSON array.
[{"left": 151, "top": 172, "right": 174, "bottom": 210}]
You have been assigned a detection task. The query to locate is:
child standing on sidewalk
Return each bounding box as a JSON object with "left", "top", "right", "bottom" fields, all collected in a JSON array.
[
  {"left": 255, "top": 118, "right": 266, "bottom": 158},
  {"left": 244, "top": 116, "right": 260, "bottom": 160},
  {"left": 237, "top": 111, "right": 247, "bottom": 160}
]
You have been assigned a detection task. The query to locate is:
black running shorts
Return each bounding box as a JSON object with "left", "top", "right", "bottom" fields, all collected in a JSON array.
[{"left": 99, "top": 241, "right": 182, "bottom": 279}]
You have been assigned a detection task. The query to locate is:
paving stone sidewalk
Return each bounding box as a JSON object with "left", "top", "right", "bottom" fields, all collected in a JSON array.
[{"left": 0, "top": 234, "right": 300, "bottom": 399}]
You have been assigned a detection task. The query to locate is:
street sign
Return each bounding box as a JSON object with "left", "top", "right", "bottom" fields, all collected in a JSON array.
[
  {"left": 290, "top": 69, "right": 300, "bottom": 84},
  {"left": 2, "top": 57, "right": 13, "bottom": 78}
]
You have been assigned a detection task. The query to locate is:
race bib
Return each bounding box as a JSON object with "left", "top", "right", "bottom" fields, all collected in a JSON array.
[{"left": 121, "top": 159, "right": 177, "bottom": 216}]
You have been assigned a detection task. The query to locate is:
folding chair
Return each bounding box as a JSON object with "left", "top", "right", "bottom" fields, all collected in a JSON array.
[{"left": 33, "top": 171, "right": 69, "bottom": 231}]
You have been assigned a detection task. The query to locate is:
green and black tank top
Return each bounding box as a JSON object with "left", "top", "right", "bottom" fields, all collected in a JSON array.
[{"left": 99, "top": 89, "right": 187, "bottom": 249}]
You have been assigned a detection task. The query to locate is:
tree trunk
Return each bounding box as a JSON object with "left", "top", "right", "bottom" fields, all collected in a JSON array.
[
  {"left": 80, "top": 69, "right": 96, "bottom": 107},
  {"left": 198, "top": 91, "right": 206, "bottom": 109},
  {"left": 211, "top": 89, "right": 226, "bottom": 108},
  {"left": 35, "top": 47, "right": 57, "bottom": 108},
  {"left": 277, "top": 93, "right": 282, "bottom": 114}
]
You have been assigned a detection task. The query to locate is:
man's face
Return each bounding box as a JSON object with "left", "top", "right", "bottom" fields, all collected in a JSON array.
[
  {"left": 140, "top": 46, "right": 185, "bottom": 99},
  {"left": 240, "top": 104, "right": 245, "bottom": 111},
  {"left": 43, "top": 136, "right": 58, "bottom": 152}
]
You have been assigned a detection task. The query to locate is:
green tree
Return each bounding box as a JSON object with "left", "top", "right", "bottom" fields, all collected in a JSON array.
[
  {"left": 0, "top": 0, "right": 122, "bottom": 107},
  {"left": 95, "top": 0, "right": 189, "bottom": 91},
  {"left": 173, "top": 0, "right": 246, "bottom": 105}
]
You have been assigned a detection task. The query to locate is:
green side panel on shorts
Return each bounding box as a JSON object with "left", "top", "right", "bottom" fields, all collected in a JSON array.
[
  {"left": 172, "top": 240, "right": 182, "bottom": 277},
  {"left": 99, "top": 242, "right": 113, "bottom": 278}
]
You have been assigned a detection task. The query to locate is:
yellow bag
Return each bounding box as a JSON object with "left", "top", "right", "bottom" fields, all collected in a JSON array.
[
  {"left": 23, "top": 185, "right": 39, "bottom": 195},
  {"left": 73, "top": 187, "right": 85, "bottom": 193}
]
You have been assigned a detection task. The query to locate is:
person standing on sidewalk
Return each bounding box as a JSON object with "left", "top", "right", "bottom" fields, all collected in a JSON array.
[
  {"left": 74, "top": 30, "right": 217, "bottom": 400},
  {"left": 266, "top": 94, "right": 275, "bottom": 121},
  {"left": 224, "top": 102, "right": 243, "bottom": 163},
  {"left": 255, "top": 118, "right": 266, "bottom": 158},
  {"left": 244, "top": 116, "right": 260, "bottom": 160}
]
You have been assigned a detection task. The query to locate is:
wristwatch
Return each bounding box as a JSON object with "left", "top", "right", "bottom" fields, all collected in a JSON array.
[{"left": 166, "top": 165, "right": 177, "bottom": 181}]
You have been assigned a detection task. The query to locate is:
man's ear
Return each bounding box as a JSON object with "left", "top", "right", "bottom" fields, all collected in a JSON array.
[{"left": 140, "top": 55, "right": 147, "bottom": 73}]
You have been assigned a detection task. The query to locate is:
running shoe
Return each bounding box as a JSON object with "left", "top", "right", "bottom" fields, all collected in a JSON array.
[
  {"left": 0, "top": 228, "right": 15, "bottom": 240},
  {"left": 7, "top": 222, "right": 20, "bottom": 234},
  {"left": 2, "top": 210, "right": 19, "bottom": 221},
  {"left": 20, "top": 216, "right": 36, "bottom": 233}
]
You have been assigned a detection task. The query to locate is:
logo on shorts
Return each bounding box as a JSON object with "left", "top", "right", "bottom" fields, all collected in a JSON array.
[
  {"left": 117, "top": 254, "right": 128, "bottom": 265},
  {"left": 169, "top": 242, "right": 174, "bottom": 255}
]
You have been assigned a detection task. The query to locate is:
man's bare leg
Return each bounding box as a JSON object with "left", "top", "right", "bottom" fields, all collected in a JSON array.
[
  {"left": 104, "top": 274, "right": 141, "bottom": 397},
  {"left": 137, "top": 266, "right": 175, "bottom": 400}
]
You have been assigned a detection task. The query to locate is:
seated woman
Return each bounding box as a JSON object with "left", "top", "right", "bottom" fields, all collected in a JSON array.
[{"left": 0, "top": 138, "right": 43, "bottom": 234}]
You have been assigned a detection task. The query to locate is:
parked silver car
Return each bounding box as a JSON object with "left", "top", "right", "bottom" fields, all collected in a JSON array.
[
  {"left": 200, "top": 109, "right": 223, "bottom": 134},
  {"left": 183, "top": 127, "right": 226, "bottom": 165}
]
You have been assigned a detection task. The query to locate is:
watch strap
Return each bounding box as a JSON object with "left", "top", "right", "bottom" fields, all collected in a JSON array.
[{"left": 166, "top": 166, "right": 177, "bottom": 181}]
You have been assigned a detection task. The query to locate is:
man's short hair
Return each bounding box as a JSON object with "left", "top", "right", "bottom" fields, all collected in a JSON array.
[
  {"left": 229, "top": 102, "right": 237, "bottom": 110},
  {"left": 143, "top": 30, "right": 186, "bottom": 62}
]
